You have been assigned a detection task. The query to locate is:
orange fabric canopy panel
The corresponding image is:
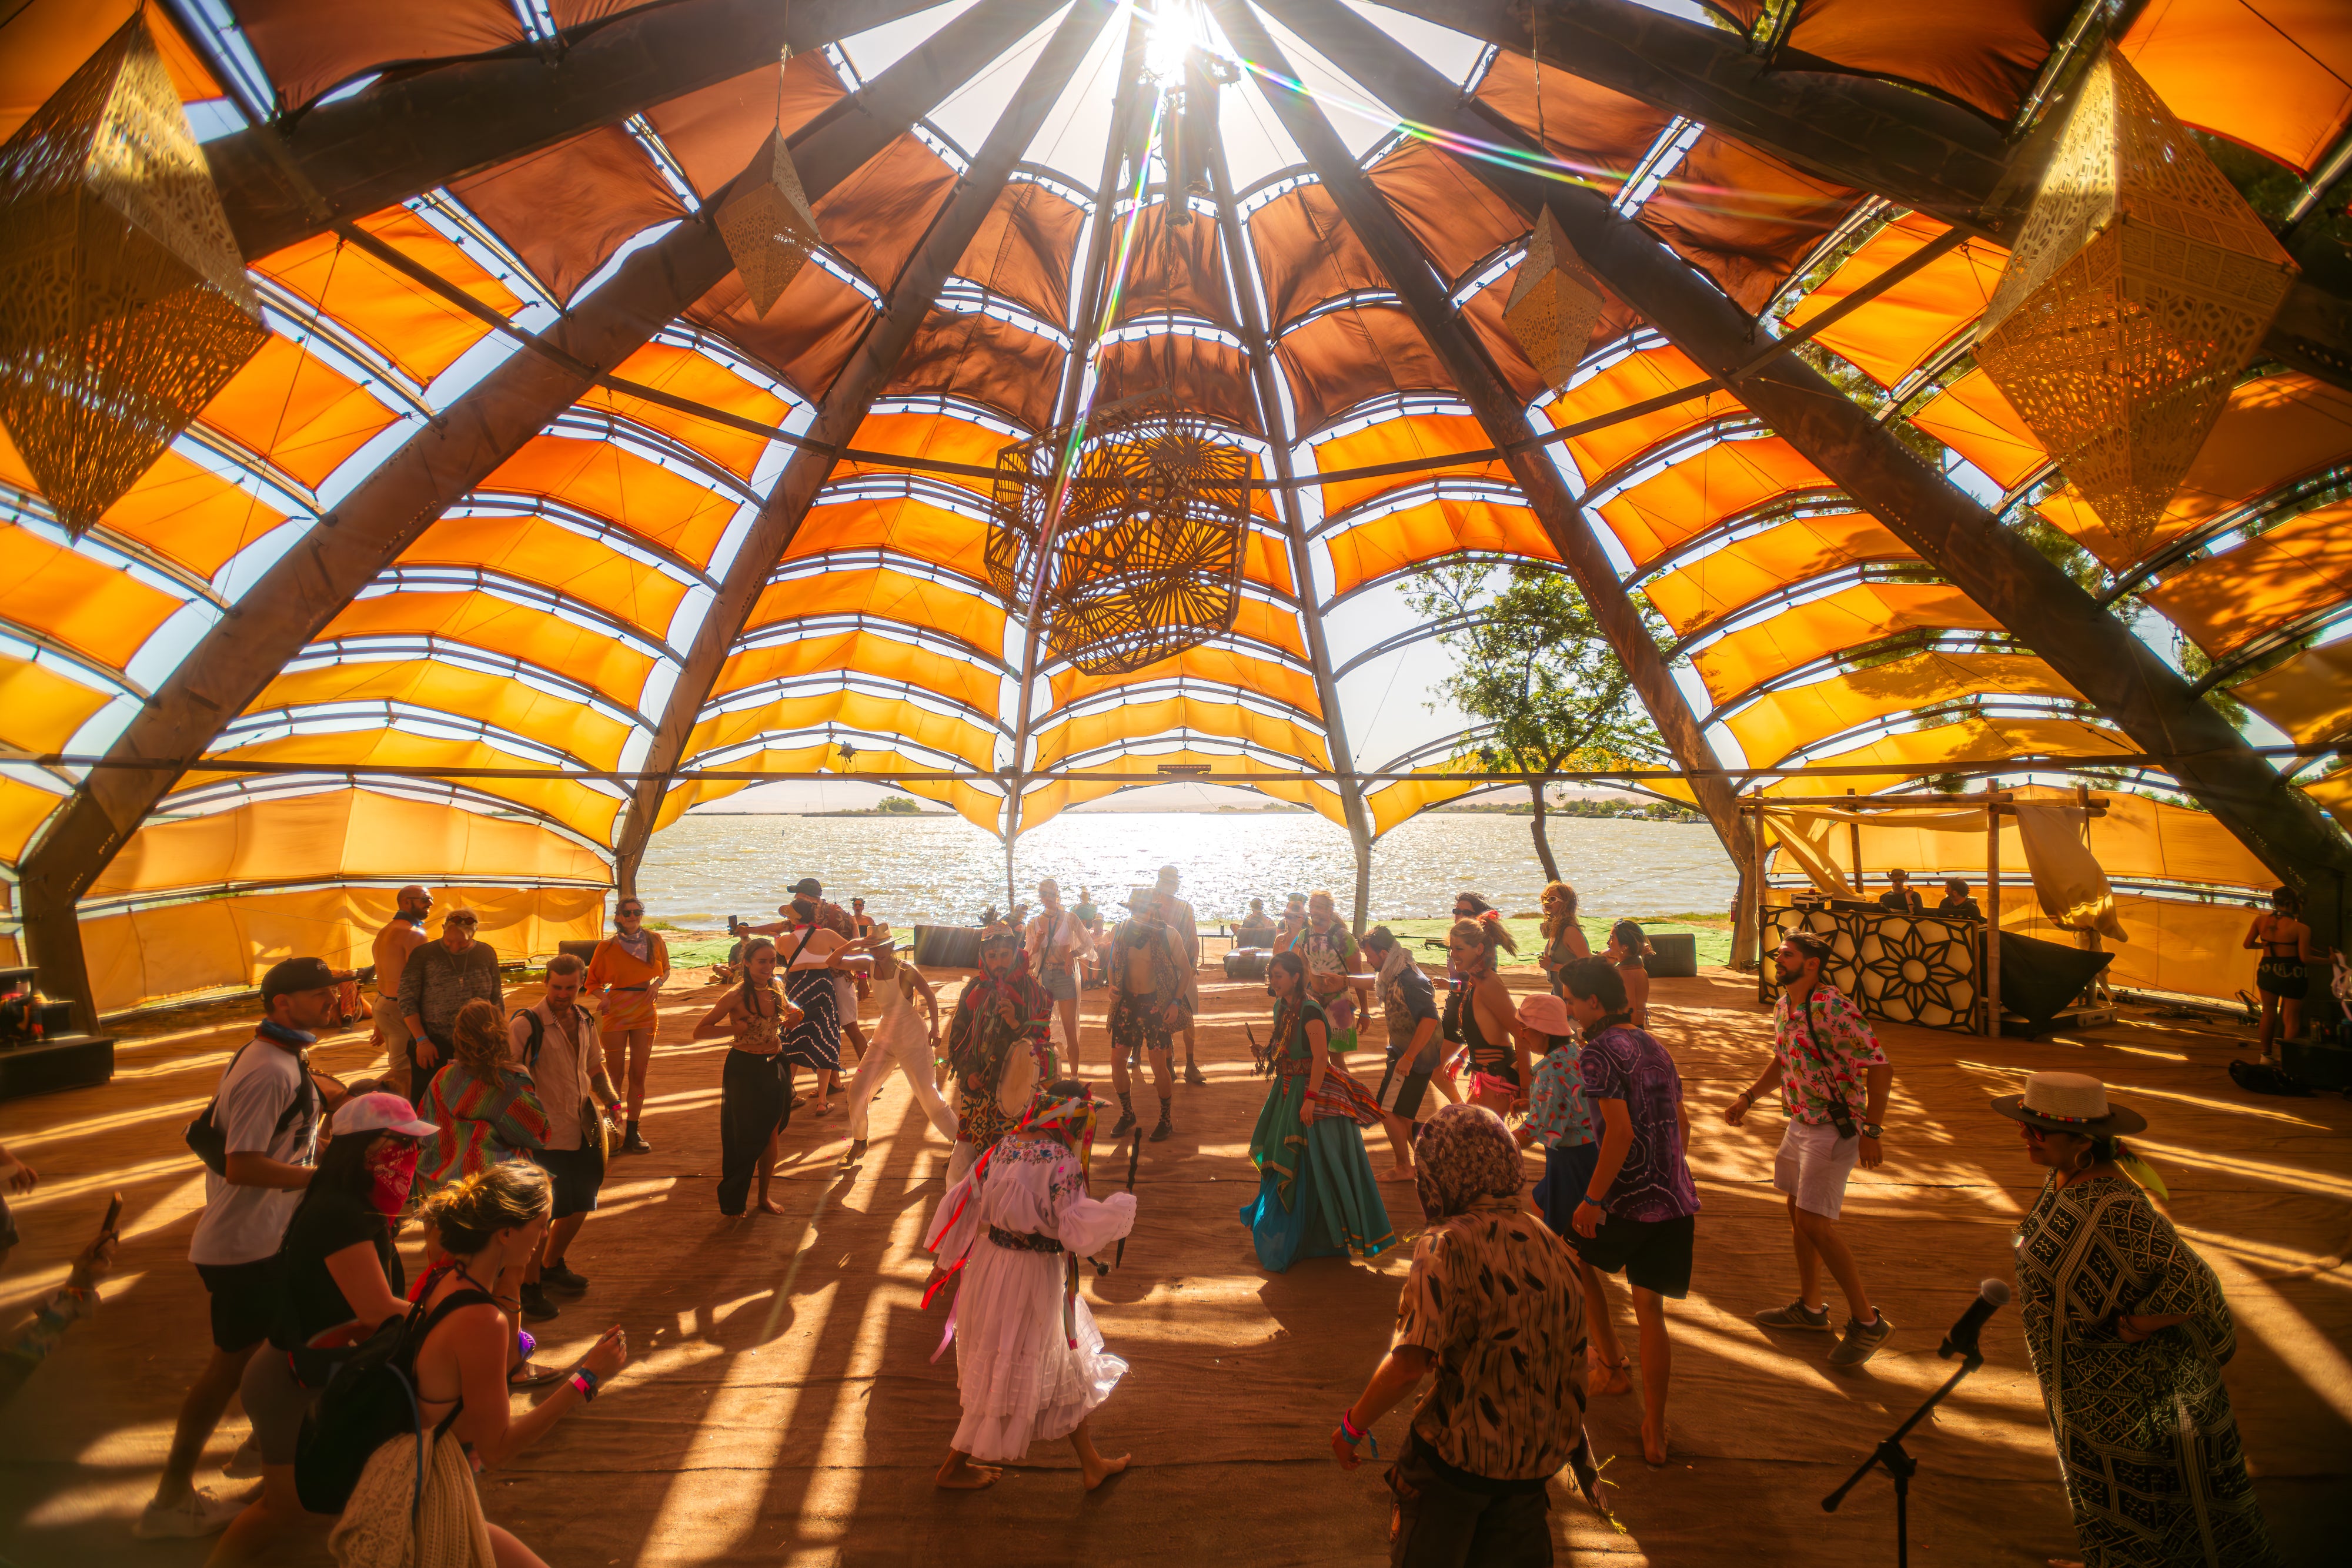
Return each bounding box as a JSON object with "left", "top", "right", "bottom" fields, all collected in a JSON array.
[
  {"left": 746, "top": 567, "right": 1005, "bottom": 654},
  {"left": 81, "top": 882, "right": 606, "bottom": 1017},
  {"left": 18, "top": 443, "right": 290, "bottom": 581},
  {"left": 1692, "top": 581, "right": 2003, "bottom": 705},
  {"left": 1275, "top": 306, "right": 1454, "bottom": 438},
  {"left": 1017, "top": 747, "right": 1346, "bottom": 834},
  {"left": 2036, "top": 373, "right": 2352, "bottom": 569},
  {"left": 479, "top": 434, "right": 741, "bottom": 570},
  {"left": 398, "top": 512, "right": 692, "bottom": 637},
  {"left": 1783, "top": 0, "right": 2070, "bottom": 125},
  {"left": 1368, "top": 139, "right": 1547, "bottom": 290},
  {"left": 656, "top": 745, "right": 1004, "bottom": 836},
  {"left": 1314, "top": 412, "right": 1511, "bottom": 519},
  {"left": 1050, "top": 643, "right": 1322, "bottom": 718},
  {"left": 1325, "top": 494, "right": 1559, "bottom": 600},
  {"left": 1367, "top": 765, "right": 1485, "bottom": 837},
  {"left": 956, "top": 179, "right": 1085, "bottom": 330},
  {"left": 708, "top": 627, "right": 1002, "bottom": 718},
  {"left": 318, "top": 590, "right": 660, "bottom": 713},
  {"left": 247, "top": 658, "right": 636, "bottom": 769},
  {"left": 578, "top": 342, "right": 795, "bottom": 482},
  {"left": 1638, "top": 133, "right": 1858, "bottom": 313},
  {"left": 1471, "top": 47, "right": 1672, "bottom": 198},
  {"left": 2229, "top": 640, "right": 2352, "bottom": 746},
  {"left": 1546, "top": 345, "right": 1746, "bottom": 487},
  {"left": 1762, "top": 716, "right": 2136, "bottom": 797},
  {"left": 1782, "top": 215, "right": 2007, "bottom": 390},
  {"left": 450, "top": 123, "right": 687, "bottom": 308},
  {"left": 1598, "top": 436, "right": 1836, "bottom": 569},
  {"left": 2004, "top": 894, "right": 2259, "bottom": 1002},
  {"left": 1031, "top": 694, "right": 1330, "bottom": 772},
  {"left": 1909, "top": 370, "right": 2047, "bottom": 493},
  {"left": 1643, "top": 512, "right": 1915, "bottom": 637},
  {"left": 787, "top": 494, "right": 991, "bottom": 580},
  {"left": 1727, "top": 650, "right": 2083, "bottom": 768},
  {"left": 683, "top": 685, "right": 1000, "bottom": 775},
  {"left": 0, "top": 519, "right": 184, "bottom": 671},
  {"left": 0, "top": 777, "right": 67, "bottom": 865},
  {"left": 829, "top": 411, "right": 1020, "bottom": 500},
  {"left": 255, "top": 209, "right": 522, "bottom": 389},
  {"left": 200, "top": 335, "right": 401, "bottom": 492},
  {"left": 0, "top": 652, "right": 113, "bottom": 755},
  {"left": 188, "top": 730, "right": 625, "bottom": 843},
  {"left": 91, "top": 788, "right": 609, "bottom": 898},
  {"left": 2123, "top": 0, "right": 2352, "bottom": 175},
  {"left": 2141, "top": 499, "right": 2352, "bottom": 657}
]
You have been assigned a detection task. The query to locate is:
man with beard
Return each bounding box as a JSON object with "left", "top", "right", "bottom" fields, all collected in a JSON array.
[
  {"left": 943, "top": 931, "right": 1053, "bottom": 1179},
  {"left": 368, "top": 885, "right": 432, "bottom": 1097},
  {"left": 1155, "top": 865, "right": 1208, "bottom": 1086},
  {"left": 1108, "top": 888, "right": 1189, "bottom": 1141},
  {"left": 397, "top": 908, "right": 502, "bottom": 1108}
]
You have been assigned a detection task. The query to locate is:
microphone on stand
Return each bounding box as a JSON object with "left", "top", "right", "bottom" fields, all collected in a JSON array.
[{"left": 1937, "top": 1279, "right": 2013, "bottom": 1360}]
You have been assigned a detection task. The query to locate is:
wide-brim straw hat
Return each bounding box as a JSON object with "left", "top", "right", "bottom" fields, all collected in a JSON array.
[{"left": 1991, "top": 1070, "right": 2146, "bottom": 1135}]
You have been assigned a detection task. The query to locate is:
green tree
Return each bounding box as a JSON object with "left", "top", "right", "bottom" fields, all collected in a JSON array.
[
  {"left": 1402, "top": 559, "right": 1663, "bottom": 881},
  {"left": 876, "top": 795, "right": 920, "bottom": 814}
]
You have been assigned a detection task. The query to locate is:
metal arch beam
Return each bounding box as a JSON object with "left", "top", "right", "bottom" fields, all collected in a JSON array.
[
  {"left": 181, "top": 0, "right": 946, "bottom": 260},
  {"left": 1331, "top": 614, "right": 1496, "bottom": 681},
  {"left": 16, "top": 0, "right": 1071, "bottom": 1028},
  {"left": 1364, "top": 0, "right": 2352, "bottom": 391},
  {"left": 1218, "top": 0, "right": 1762, "bottom": 922},
  {"left": 1269, "top": 0, "right": 2352, "bottom": 941},
  {"left": 610, "top": 0, "right": 1122, "bottom": 900}
]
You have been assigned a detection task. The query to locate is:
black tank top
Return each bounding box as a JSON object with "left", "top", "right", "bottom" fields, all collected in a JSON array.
[{"left": 1461, "top": 981, "right": 1518, "bottom": 1084}]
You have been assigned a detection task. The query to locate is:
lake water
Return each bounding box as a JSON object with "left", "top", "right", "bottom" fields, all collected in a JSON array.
[{"left": 637, "top": 811, "right": 1738, "bottom": 929}]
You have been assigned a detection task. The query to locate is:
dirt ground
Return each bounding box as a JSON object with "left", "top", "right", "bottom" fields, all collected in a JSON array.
[{"left": 0, "top": 955, "right": 2343, "bottom": 1566}]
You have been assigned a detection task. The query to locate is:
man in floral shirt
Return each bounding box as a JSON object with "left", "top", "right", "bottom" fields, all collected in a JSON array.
[{"left": 1724, "top": 930, "right": 1896, "bottom": 1365}]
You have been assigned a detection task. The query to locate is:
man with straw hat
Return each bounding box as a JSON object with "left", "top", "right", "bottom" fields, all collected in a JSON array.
[{"left": 1996, "top": 1072, "right": 2271, "bottom": 1568}]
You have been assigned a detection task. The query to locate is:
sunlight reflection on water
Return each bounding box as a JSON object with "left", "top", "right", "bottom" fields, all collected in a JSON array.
[{"left": 639, "top": 811, "right": 1735, "bottom": 927}]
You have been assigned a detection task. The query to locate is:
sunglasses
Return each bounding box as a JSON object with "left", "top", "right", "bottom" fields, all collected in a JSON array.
[
  {"left": 449, "top": 918, "right": 477, "bottom": 928},
  {"left": 619, "top": 907, "right": 644, "bottom": 916}
]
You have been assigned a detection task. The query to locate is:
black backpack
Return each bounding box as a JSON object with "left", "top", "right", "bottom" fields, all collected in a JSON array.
[
  {"left": 293, "top": 1278, "right": 494, "bottom": 1518},
  {"left": 185, "top": 1041, "right": 316, "bottom": 1176}
]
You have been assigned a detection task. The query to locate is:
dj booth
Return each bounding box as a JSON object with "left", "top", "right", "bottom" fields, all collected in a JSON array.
[{"left": 0, "top": 964, "right": 115, "bottom": 1102}]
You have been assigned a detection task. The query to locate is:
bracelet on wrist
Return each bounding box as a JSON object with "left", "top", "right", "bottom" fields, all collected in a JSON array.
[
  {"left": 570, "top": 1367, "right": 599, "bottom": 1402},
  {"left": 1580, "top": 1192, "right": 1609, "bottom": 1213},
  {"left": 1337, "top": 1407, "right": 1379, "bottom": 1457}
]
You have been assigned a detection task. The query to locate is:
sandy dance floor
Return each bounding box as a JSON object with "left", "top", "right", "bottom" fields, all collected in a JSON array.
[{"left": 1, "top": 958, "right": 2344, "bottom": 1566}]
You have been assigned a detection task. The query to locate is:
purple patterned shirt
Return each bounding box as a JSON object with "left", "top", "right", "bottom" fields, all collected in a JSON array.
[{"left": 1576, "top": 1023, "right": 1700, "bottom": 1223}]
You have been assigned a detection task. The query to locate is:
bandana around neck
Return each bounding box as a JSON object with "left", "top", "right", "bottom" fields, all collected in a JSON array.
[
  {"left": 259, "top": 1019, "right": 316, "bottom": 1048},
  {"left": 365, "top": 1137, "right": 419, "bottom": 1218}
]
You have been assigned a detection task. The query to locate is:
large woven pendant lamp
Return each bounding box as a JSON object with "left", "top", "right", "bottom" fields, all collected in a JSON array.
[
  {"left": 1504, "top": 207, "right": 1606, "bottom": 394},
  {"left": 1975, "top": 48, "right": 2298, "bottom": 555},
  {"left": 0, "top": 12, "right": 268, "bottom": 534}
]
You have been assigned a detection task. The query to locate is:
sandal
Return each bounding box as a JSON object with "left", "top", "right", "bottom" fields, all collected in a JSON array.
[{"left": 509, "top": 1359, "right": 563, "bottom": 1389}]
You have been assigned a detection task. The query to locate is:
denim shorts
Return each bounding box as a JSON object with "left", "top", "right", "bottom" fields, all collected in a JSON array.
[{"left": 1037, "top": 965, "right": 1077, "bottom": 1002}]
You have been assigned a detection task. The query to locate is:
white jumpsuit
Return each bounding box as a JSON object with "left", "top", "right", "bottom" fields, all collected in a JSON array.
[{"left": 846, "top": 964, "right": 959, "bottom": 1143}]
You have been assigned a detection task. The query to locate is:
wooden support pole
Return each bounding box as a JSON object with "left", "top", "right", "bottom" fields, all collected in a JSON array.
[
  {"left": 1986, "top": 793, "right": 2004, "bottom": 1037},
  {"left": 1750, "top": 790, "right": 1769, "bottom": 1002}
]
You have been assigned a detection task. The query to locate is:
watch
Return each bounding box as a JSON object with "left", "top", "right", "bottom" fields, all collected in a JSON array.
[
  {"left": 1860, "top": 1122, "right": 1883, "bottom": 1139},
  {"left": 1579, "top": 1192, "right": 1610, "bottom": 1213}
]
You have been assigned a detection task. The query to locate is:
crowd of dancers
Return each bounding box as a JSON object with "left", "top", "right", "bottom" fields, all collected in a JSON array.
[{"left": 0, "top": 862, "right": 2280, "bottom": 1568}]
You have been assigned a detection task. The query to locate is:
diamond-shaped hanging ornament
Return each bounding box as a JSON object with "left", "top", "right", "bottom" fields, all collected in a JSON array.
[
  {"left": 0, "top": 12, "right": 269, "bottom": 535},
  {"left": 1975, "top": 46, "right": 2297, "bottom": 559},
  {"left": 716, "top": 128, "right": 823, "bottom": 317},
  {"left": 1502, "top": 207, "right": 1606, "bottom": 393}
]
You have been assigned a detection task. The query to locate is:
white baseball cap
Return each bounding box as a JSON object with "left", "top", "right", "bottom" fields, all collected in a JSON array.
[{"left": 334, "top": 1091, "right": 438, "bottom": 1139}]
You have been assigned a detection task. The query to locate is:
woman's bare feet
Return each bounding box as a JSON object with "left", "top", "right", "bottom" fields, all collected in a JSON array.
[
  {"left": 1080, "top": 1451, "right": 1130, "bottom": 1490},
  {"left": 1589, "top": 1356, "right": 1632, "bottom": 1397},
  {"left": 935, "top": 1453, "right": 999, "bottom": 1490},
  {"left": 757, "top": 1193, "right": 787, "bottom": 1215},
  {"left": 1379, "top": 1165, "right": 1418, "bottom": 1183},
  {"left": 1641, "top": 1416, "right": 1669, "bottom": 1467}
]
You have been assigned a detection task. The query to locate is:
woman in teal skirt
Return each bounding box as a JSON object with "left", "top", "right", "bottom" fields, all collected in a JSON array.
[{"left": 1241, "top": 952, "right": 1399, "bottom": 1271}]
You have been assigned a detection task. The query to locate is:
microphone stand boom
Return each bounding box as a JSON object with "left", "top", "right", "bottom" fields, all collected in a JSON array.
[{"left": 1821, "top": 1348, "right": 1984, "bottom": 1567}]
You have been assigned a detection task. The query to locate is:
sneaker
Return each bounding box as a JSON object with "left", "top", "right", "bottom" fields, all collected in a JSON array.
[
  {"left": 220, "top": 1431, "right": 263, "bottom": 1478},
  {"left": 134, "top": 1486, "right": 252, "bottom": 1539},
  {"left": 1184, "top": 1062, "right": 1209, "bottom": 1087},
  {"left": 1753, "top": 1299, "right": 1833, "bottom": 1330},
  {"left": 621, "top": 1128, "right": 653, "bottom": 1155},
  {"left": 1829, "top": 1310, "right": 1894, "bottom": 1366},
  {"left": 1111, "top": 1107, "right": 1137, "bottom": 1136},
  {"left": 519, "top": 1282, "right": 560, "bottom": 1322},
  {"left": 1149, "top": 1106, "right": 1174, "bottom": 1142},
  {"left": 539, "top": 1262, "right": 589, "bottom": 1295}
]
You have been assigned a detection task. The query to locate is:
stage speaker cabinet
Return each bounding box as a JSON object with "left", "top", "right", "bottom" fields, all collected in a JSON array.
[
  {"left": 0, "top": 963, "right": 113, "bottom": 1102},
  {"left": 556, "top": 940, "right": 602, "bottom": 967},
  {"left": 1641, "top": 932, "right": 1698, "bottom": 979},
  {"left": 1223, "top": 948, "right": 1271, "bottom": 982}
]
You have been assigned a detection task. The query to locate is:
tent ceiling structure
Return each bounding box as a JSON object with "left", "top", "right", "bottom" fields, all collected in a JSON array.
[{"left": 1, "top": 0, "right": 2348, "bottom": 1019}]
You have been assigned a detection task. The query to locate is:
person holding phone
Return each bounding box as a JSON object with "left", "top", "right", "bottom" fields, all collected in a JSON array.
[{"left": 1723, "top": 930, "right": 1895, "bottom": 1366}]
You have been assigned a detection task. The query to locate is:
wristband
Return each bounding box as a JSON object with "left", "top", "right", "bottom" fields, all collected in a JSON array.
[
  {"left": 1338, "top": 1407, "right": 1379, "bottom": 1457},
  {"left": 570, "top": 1368, "right": 599, "bottom": 1402},
  {"left": 1579, "top": 1192, "right": 1610, "bottom": 1214}
]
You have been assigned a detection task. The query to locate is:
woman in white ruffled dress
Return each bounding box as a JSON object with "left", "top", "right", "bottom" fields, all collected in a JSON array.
[{"left": 924, "top": 1084, "right": 1136, "bottom": 1490}]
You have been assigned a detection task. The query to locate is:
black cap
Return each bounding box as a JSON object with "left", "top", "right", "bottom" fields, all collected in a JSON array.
[
  {"left": 789, "top": 877, "right": 823, "bottom": 897},
  {"left": 262, "top": 956, "right": 336, "bottom": 1004}
]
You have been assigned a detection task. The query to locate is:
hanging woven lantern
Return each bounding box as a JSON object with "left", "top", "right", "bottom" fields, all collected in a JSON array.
[
  {"left": 0, "top": 13, "right": 268, "bottom": 536},
  {"left": 987, "top": 397, "right": 1252, "bottom": 676},
  {"left": 1975, "top": 48, "right": 2297, "bottom": 556},
  {"left": 716, "top": 129, "right": 823, "bottom": 317},
  {"left": 1502, "top": 208, "right": 1605, "bottom": 393}
]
